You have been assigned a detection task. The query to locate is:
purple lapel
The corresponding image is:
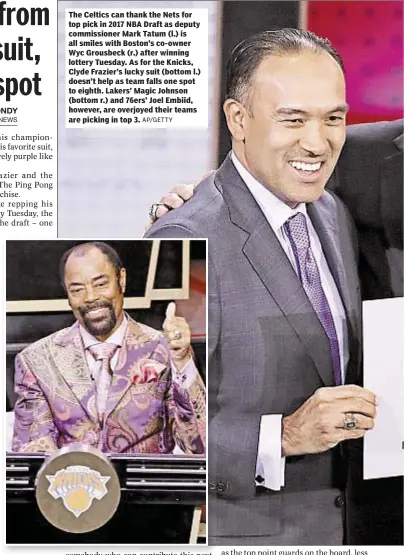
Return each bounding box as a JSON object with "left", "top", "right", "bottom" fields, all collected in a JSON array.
[{"left": 53, "top": 322, "right": 97, "bottom": 423}]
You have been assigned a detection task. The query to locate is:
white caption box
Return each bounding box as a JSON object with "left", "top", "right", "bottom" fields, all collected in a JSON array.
[{"left": 65, "top": 8, "right": 208, "bottom": 128}]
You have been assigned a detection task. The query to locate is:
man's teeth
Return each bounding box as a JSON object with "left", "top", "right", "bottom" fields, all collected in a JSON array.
[{"left": 290, "top": 161, "right": 322, "bottom": 172}]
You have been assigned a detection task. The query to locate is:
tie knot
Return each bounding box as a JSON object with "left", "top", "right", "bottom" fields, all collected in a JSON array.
[
  {"left": 88, "top": 343, "right": 118, "bottom": 362},
  {"left": 284, "top": 212, "right": 310, "bottom": 249}
]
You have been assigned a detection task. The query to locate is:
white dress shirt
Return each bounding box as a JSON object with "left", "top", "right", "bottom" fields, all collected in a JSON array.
[{"left": 231, "top": 152, "right": 349, "bottom": 490}]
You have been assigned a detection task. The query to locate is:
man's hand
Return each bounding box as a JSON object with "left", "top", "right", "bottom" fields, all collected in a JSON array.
[
  {"left": 163, "top": 302, "right": 192, "bottom": 369},
  {"left": 146, "top": 184, "right": 196, "bottom": 231},
  {"left": 146, "top": 171, "right": 215, "bottom": 231},
  {"left": 282, "top": 385, "right": 377, "bottom": 456}
]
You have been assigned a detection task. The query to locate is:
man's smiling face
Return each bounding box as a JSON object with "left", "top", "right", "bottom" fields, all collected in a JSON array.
[
  {"left": 226, "top": 50, "right": 348, "bottom": 206},
  {"left": 64, "top": 246, "right": 126, "bottom": 341}
]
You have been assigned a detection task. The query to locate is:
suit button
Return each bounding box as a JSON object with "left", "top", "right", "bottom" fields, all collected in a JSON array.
[
  {"left": 216, "top": 481, "right": 226, "bottom": 493},
  {"left": 334, "top": 494, "right": 345, "bottom": 509}
]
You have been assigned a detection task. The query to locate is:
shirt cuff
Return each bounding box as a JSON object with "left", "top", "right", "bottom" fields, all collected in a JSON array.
[
  {"left": 171, "top": 356, "right": 197, "bottom": 389},
  {"left": 255, "top": 414, "right": 285, "bottom": 491}
]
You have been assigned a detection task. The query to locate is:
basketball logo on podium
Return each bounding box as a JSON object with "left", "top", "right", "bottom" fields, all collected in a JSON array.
[
  {"left": 46, "top": 465, "right": 110, "bottom": 518},
  {"left": 36, "top": 445, "right": 121, "bottom": 533}
]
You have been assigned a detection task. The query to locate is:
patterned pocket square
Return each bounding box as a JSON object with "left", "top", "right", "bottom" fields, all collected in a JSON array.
[{"left": 131, "top": 358, "right": 167, "bottom": 385}]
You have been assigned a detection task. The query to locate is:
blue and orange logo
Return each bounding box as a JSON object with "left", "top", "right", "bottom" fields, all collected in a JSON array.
[{"left": 46, "top": 465, "right": 110, "bottom": 517}]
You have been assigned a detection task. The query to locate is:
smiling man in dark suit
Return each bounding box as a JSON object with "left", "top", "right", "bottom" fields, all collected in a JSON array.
[{"left": 146, "top": 28, "right": 378, "bottom": 545}]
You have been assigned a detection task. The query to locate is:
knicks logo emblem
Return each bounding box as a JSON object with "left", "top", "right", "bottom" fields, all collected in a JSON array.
[{"left": 46, "top": 465, "right": 110, "bottom": 518}]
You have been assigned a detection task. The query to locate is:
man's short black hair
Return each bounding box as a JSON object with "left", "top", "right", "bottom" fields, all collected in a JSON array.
[
  {"left": 59, "top": 241, "right": 123, "bottom": 290},
  {"left": 226, "top": 28, "right": 344, "bottom": 109}
]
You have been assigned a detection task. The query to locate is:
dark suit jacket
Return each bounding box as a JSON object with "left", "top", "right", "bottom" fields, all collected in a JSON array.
[
  {"left": 331, "top": 119, "right": 403, "bottom": 300},
  {"left": 330, "top": 120, "right": 404, "bottom": 545},
  {"left": 146, "top": 155, "right": 362, "bottom": 541}
]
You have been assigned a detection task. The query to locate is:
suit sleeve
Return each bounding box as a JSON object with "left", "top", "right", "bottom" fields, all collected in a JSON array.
[
  {"left": 166, "top": 355, "right": 206, "bottom": 454},
  {"left": 208, "top": 254, "right": 267, "bottom": 499},
  {"left": 12, "top": 352, "right": 59, "bottom": 453},
  {"left": 146, "top": 223, "right": 206, "bottom": 453},
  {"left": 145, "top": 223, "right": 197, "bottom": 239},
  {"left": 148, "top": 224, "right": 264, "bottom": 497}
]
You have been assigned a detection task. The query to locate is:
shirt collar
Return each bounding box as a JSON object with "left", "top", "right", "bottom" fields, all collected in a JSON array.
[
  {"left": 231, "top": 151, "right": 307, "bottom": 232},
  {"left": 80, "top": 313, "right": 127, "bottom": 350}
]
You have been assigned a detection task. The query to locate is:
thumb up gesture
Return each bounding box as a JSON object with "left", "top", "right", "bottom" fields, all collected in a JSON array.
[{"left": 163, "top": 302, "right": 192, "bottom": 363}]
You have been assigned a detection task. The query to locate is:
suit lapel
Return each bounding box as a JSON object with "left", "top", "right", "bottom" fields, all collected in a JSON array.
[
  {"left": 53, "top": 322, "right": 97, "bottom": 422},
  {"left": 243, "top": 226, "right": 336, "bottom": 386},
  {"left": 104, "top": 316, "right": 157, "bottom": 420},
  {"left": 308, "top": 196, "right": 362, "bottom": 384},
  {"left": 216, "top": 156, "right": 335, "bottom": 386},
  {"left": 308, "top": 195, "right": 359, "bottom": 340}
]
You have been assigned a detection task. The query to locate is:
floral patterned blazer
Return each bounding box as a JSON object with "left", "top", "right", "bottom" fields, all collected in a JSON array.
[{"left": 12, "top": 316, "right": 205, "bottom": 454}]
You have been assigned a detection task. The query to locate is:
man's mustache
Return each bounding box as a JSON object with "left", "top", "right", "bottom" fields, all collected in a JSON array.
[{"left": 79, "top": 301, "right": 113, "bottom": 316}]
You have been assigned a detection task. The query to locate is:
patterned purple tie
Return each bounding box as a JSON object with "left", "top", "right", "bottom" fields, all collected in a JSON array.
[
  {"left": 284, "top": 212, "right": 342, "bottom": 385},
  {"left": 88, "top": 343, "right": 118, "bottom": 421}
]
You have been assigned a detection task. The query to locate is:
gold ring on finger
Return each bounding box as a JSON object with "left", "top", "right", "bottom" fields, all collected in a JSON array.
[
  {"left": 343, "top": 412, "right": 358, "bottom": 430},
  {"left": 149, "top": 203, "right": 167, "bottom": 222}
]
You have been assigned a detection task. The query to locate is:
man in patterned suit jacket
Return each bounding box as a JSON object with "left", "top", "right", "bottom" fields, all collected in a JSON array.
[{"left": 12, "top": 241, "right": 205, "bottom": 455}]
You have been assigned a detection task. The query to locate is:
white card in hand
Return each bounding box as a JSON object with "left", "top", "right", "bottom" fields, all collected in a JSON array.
[{"left": 363, "top": 298, "right": 404, "bottom": 479}]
